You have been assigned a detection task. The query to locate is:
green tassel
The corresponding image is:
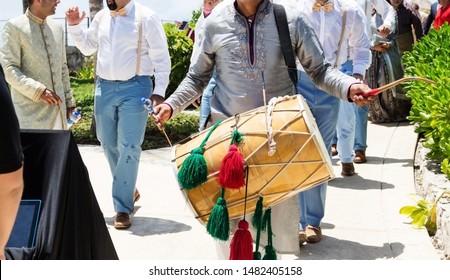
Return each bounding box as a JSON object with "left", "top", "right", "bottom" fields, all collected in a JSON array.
[
  {"left": 262, "top": 208, "right": 277, "bottom": 260},
  {"left": 252, "top": 197, "right": 264, "bottom": 260},
  {"left": 231, "top": 129, "right": 243, "bottom": 145},
  {"left": 252, "top": 197, "right": 263, "bottom": 229},
  {"left": 206, "top": 189, "right": 230, "bottom": 241},
  {"left": 177, "top": 120, "right": 222, "bottom": 190},
  {"left": 177, "top": 147, "right": 207, "bottom": 189},
  {"left": 253, "top": 251, "right": 262, "bottom": 260},
  {"left": 262, "top": 245, "right": 277, "bottom": 260}
]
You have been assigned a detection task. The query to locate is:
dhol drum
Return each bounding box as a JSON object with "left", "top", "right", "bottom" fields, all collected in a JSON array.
[{"left": 172, "top": 95, "right": 334, "bottom": 225}]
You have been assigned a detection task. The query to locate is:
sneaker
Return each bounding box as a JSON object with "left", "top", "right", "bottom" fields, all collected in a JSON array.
[
  {"left": 299, "top": 230, "right": 307, "bottom": 246},
  {"left": 341, "top": 162, "right": 355, "bottom": 176},
  {"left": 331, "top": 144, "right": 338, "bottom": 156},
  {"left": 306, "top": 226, "right": 322, "bottom": 243},
  {"left": 354, "top": 150, "right": 367, "bottom": 164}
]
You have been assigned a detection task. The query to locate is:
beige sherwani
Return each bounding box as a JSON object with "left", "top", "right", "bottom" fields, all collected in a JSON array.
[{"left": 0, "top": 9, "right": 75, "bottom": 129}]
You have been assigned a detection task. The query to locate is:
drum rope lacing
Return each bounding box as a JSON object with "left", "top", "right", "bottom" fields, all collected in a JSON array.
[{"left": 266, "top": 95, "right": 292, "bottom": 156}]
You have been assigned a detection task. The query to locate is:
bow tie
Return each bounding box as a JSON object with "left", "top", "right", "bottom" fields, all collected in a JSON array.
[
  {"left": 312, "top": 1, "right": 333, "bottom": 12},
  {"left": 110, "top": 8, "right": 127, "bottom": 17}
]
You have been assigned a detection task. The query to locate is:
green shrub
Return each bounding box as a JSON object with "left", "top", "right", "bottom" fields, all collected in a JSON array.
[
  {"left": 164, "top": 23, "right": 193, "bottom": 98},
  {"left": 403, "top": 23, "right": 450, "bottom": 177},
  {"left": 76, "top": 55, "right": 96, "bottom": 80}
]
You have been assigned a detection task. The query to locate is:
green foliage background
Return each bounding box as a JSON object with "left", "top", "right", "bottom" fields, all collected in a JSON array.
[{"left": 402, "top": 23, "right": 450, "bottom": 178}]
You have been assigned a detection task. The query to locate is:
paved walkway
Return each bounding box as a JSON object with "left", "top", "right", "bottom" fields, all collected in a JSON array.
[{"left": 78, "top": 121, "right": 441, "bottom": 260}]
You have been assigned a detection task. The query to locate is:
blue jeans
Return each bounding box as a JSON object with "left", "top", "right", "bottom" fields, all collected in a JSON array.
[
  {"left": 354, "top": 104, "right": 368, "bottom": 151},
  {"left": 95, "top": 76, "right": 152, "bottom": 214},
  {"left": 199, "top": 70, "right": 217, "bottom": 131},
  {"left": 334, "top": 60, "right": 356, "bottom": 163},
  {"left": 297, "top": 71, "right": 340, "bottom": 229}
]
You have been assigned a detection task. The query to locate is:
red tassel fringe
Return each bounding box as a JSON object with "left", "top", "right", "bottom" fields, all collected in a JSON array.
[
  {"left": 229, "top": 220, "right": 253, "bottom": 260},
  {"left": 218, "top": 144, "right": 245, "bottom": 189}
]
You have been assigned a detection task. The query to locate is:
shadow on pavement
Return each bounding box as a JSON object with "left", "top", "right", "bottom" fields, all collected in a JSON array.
[{"left": 104, "top": 216, "right": 192, "bottom": 237}]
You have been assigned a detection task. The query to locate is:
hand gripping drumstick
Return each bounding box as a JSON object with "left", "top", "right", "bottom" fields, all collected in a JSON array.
[
  {"left": 141, "top": 98, "right": 173, "bottom": 147},
  {"left": 359, "top": 76, "right": 437, "bottom": 98}
]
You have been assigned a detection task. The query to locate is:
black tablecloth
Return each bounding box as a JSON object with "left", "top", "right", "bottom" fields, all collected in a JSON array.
[{"left": 6, "top": 130, "right": 118, "bottom": 260}]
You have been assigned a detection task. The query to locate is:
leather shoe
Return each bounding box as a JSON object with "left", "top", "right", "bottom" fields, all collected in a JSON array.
[
  {"left": 354, "top": 150, "right": 367, "bottom": 163},
  {"left": 341, "top": 162, "right": 355, "bottom": 176},
  {"left": 299, "top": 230, "right": 307, "bottom": 246},
  {"left": 331, "top": 144, "right": 338, "bottom": 156},
  {"left": 114, "top": 212, "right": 131, "bottom": 229},
  {"left": 306, "top": 226, "right": 322, "bottom": 243},
  {"left": 134, "top": 189, "right": 140, "bottom": 203}
]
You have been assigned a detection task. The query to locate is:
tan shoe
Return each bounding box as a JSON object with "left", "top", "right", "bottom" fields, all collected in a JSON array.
[
  {"left": 114, "top": 212, "right": 131, "bottom": 229},
  {"left": 331, "top": 144, "right": 338, "bottom": 156},
  {"left": 306, "top": 226, "right": 322, "bottom": 243},
  {"left": 299, "top": 230, "right": 307, "bottom": 246},
  {"left": 134, "top": 189, "right": 140, "bottom": 203},
  {"left": 341, "top": 162, "right": 355, "bottom": 176},
  {"left": 354, "top": 150, "right": 367, "bottom": 164}
]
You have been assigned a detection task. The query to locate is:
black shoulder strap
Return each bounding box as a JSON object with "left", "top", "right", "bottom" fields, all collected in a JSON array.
[{"left": 273, "top": 3, "right": 298, "bottom": 92}]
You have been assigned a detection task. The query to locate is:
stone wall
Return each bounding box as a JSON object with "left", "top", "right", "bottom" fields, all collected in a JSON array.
[{"left": 414, "top": 140, "right": 450, "bottom": 260}]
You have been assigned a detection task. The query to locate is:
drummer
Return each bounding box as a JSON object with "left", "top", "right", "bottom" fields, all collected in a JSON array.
[{"left": 154, "top": 0, "right": 373, "bottom": 256}]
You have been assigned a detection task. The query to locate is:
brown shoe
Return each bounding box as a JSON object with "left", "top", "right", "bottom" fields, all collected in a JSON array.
[
  {"left": 331, "top": 144, "right": 338, "bottom": 156},
  {"left": 306, "top": 226, "right": 322, "bottom": 243},
  {"left": 299, "top": 230, "right": 307, "bottom": 246},
  {"left": 114, "top": 212, "right": 131, "bottom": 229},
  {"left": 341, "top": 162, "right": 355, "bottom": 176},
  {"left": 354, "top": 150, "right": 367, "bottom": 164},
  {"left": 134, "top": 189, "right": 140, "bottom": 203}
]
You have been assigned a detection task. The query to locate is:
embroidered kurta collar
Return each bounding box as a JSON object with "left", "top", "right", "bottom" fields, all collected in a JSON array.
[{"left": 26, "top": 9, "right": 46, "bottom": 25}]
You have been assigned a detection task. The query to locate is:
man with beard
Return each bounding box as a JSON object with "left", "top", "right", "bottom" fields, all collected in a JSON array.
[
  {"left": 0, "top": 0, "right": 77, "bottom": 129},
  {"left": 66, "top": 0, "right": 171, "bottom": 229}
]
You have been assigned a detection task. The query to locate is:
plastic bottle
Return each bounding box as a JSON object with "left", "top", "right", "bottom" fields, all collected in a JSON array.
[
  {"left": 141, "top": 97, "right": 155, "bottom": 115},
  {"left": 67, "top": 110, "right": 81, "bottom": 128}
]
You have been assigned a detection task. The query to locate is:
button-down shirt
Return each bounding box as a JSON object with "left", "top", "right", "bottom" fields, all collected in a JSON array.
[
  {"left": 68, "top": 1, "right": 171, "bottom": 97},
  {"left": 297, "top": 0, "right": 371, "bottom": 76}
]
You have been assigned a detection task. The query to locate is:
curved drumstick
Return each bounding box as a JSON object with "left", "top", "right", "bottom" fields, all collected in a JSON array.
[{"left": 360, "top": 76, "right": 437, "bottom": 98}]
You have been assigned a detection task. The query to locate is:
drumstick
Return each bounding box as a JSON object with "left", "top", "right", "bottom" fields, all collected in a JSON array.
[{"left": 359, "top": 76, "right": 436, "bottom": 98}]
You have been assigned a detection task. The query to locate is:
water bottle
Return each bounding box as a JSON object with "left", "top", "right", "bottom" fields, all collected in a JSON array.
[
  {"left": 67, "top": 110, "right": 81, "bottom": 128},
  {"left": 141, "top": 97, "right": 155, "bottom": 115}
]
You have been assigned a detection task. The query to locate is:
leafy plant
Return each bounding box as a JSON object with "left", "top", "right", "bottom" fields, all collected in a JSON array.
[
  {"left": 403, "top": 23, "right": 450, "bottom": 177},
  {"left": 76, "top": 55, "right": 96, "bottom": 80},
  {"left": 163, "top": 23, "right": 194, "bottom": 98},
  {"left": 400, "top": 191, "right": 450, "bottom": 236}
]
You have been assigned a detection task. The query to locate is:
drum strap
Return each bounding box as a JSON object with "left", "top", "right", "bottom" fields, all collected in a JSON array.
[{"left": 273, "top": 4, "right": 299, "bottom": 94}]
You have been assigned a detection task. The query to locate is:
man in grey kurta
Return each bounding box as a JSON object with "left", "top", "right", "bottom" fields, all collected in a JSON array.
[
  {"left": 0, "top": 0, "right": 76, "bottom": 130},
  {"left": 154, "top": 0, "right": 372, "bottom": 256}
]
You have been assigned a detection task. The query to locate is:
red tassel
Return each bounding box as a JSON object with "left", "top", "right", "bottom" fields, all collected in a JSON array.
[
  {"left": 229, "top": 220, "right": 253, "bottom": 260},
  {"left": 218, "top": 144, "right": 245, "bottom": 189}
]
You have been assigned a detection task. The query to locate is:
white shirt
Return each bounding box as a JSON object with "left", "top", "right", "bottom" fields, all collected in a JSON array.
[
  {"left": 356, "top": 0, "right": 396, "bottom": 36},
  {"left": 68, "top": 1, "right": 171, "bottom": 97},
  {"left": 297, "top": 0, "right": 371, "bottom": 75}
]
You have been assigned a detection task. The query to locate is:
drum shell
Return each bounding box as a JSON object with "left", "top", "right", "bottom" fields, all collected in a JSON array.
[{"left": 172, "top": 95, "right": 334, "bottom": 224}]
